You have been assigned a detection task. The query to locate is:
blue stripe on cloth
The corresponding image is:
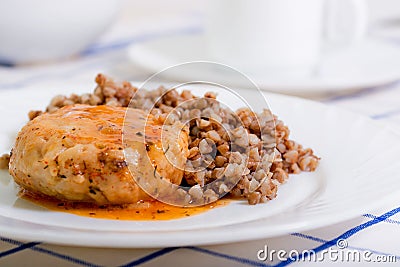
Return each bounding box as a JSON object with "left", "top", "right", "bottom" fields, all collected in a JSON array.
[
  {"left": 186, "top": 231, "right": 400, "bottom": 267},
  {"left": 0, "top": 211, "right": 397, "bottom": 267},
  {"left": 187, "top": 246, "right": 272, "bottom": 267},
  {"left": 0, "top": 26, "right": 201, "bottom": 90},
  {"left": 0, "top": 236, "right": 102, "bottom": 267},
  {"left": 291, "top": 232, "right": 400, "bottom": 260},
  {"left": 0, "top": 242, "right": 40, "bottom": 258},
  {"left": 274, "top": 206, "right": 400, "bottom": 266},
  {"left": 0, "top": 236, "right": 24, "bottom": 246},
  {"left": 30, "top": 246, "right": 103, "bottom": 267},
  {"left": 82, "top": 26, "right": 202, "bottom": 56},
  {"left": 363, "top": 213, "right": 400, "bottom": 225},
  {"left": 370, "top": 108, "right": 400, "bottom": 119},
  {"left": 119, "top": 247, "right": 179, "bottom": 267},
  {"left": 0, "top": 61, "right": 15, "bottom": 67},
  {"left": 290, "top": 233, "right": 327, "bottom": 244},
  {"left": 322, "top": 80, "right": 400, "bottom": 103}
]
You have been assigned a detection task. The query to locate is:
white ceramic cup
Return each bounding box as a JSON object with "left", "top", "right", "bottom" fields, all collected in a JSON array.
[
  {"left": 0, "top": 0, "right": 119, "bottom": 64},
  {"left": 205, "top": 0, "right": 368, "bottom": 75}
]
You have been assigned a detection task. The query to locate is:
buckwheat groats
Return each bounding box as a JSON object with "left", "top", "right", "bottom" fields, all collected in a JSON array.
[{"left": 21, "top": 74, "right": 319, "bottom": 205}]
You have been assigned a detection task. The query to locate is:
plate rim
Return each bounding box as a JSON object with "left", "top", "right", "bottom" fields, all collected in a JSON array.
[
  {"left": 1, "top": 87, "right": 400, "bottom": 247},
  {"left": 127, "top": 34, "right": 400, "bottom": 94}
]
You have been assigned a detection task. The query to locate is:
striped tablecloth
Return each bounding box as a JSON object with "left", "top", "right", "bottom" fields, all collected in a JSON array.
[{"left": 1, "top": 1, "right": 400, "bottom": 266}]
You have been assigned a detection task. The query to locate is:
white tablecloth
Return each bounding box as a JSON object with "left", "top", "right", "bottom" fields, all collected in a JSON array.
[{"left": 1, "top": 1, "right": 399, "bottom": 266}]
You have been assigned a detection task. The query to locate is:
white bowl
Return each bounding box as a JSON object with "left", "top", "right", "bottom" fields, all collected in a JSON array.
[{"left": 0, "top": 0, "right": 119, "bottom": 64}]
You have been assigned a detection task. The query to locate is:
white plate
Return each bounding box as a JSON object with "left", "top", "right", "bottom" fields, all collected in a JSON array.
[
  {"left": 127, "top": 34, "right": 400, "bottom": 95},
  {"left": 0, "top": 84, "right": 400, "bottom": 248}
]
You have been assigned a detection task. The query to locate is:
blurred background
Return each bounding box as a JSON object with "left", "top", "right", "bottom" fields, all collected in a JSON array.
[
  {"left": 2, "top": 0, "right": 400, "bottom": 80},
  {"left": 2, "top": 0, "right": 400, "bottom": 101}
]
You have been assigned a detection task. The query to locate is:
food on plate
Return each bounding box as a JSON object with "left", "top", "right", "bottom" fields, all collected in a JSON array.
[
  {"left": 21, "top": 189, "right": 231, "bottom": 220},
  {"left": 9, "top": 105, "right": 188, "bottom": 204},
  {"left": 6, "top": 73, "right": 319, "bottom": 214},
  {"left": 0, "top": 154, "right": 10, "bottom": 170}
]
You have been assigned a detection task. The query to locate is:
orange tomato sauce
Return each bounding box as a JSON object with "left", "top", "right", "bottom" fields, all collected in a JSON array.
[{"left": 20, "top": 190, "right": 232, "bottom": 220}]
